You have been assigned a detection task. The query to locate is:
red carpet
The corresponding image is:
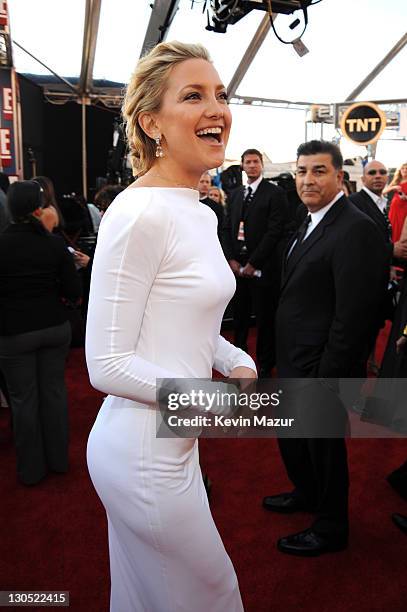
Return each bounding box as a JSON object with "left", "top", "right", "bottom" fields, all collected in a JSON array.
[{"left": 0, "top": 329, "right": 406, "bottom": 611}]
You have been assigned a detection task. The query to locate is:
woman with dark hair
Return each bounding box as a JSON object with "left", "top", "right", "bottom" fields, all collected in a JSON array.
[
  {"left": 32, "top": 175, "right": 64, "bottom": 232},
  {"left": 94, "top": 184, "right": 124, "bottom": 216},
  {"left": 0, "top": 180, "right": 81, "bottom": 485},
  {"left": 32, "top": 178, "right": 90, "bottom": 290}
]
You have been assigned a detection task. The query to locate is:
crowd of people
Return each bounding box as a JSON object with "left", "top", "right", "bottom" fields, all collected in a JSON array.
[{"left": 0, "top": 39, "right": 406, "bottom": 612}]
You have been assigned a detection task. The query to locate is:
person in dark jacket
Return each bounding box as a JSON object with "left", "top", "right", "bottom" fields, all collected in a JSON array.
[
  {"left": 198, "top": 171, "right": 224, "bottom": 241},
  {"left": 0, "top": 181, "right": 81, "bottom": 485},
  {"left": 264, "top": 141, "right": 389, "bottom": 556},
  {"left": 349, "top": 161, "right": 407, "bottom": 375},
  {"left": 222, "top": 149, "right": 286, "bottom": 376}
]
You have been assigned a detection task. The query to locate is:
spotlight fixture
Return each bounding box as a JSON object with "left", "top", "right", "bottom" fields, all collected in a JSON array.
[{"left": 205, "top": 1, "right": 318, "bottom": 38}]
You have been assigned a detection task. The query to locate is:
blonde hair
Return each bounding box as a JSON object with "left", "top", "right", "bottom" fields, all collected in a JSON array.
[
  {"left": 208, "top": 186, "right": 226, "bottom": 206},
  {"left": 388, "top": 162, "right": 407, "bottom": 188},
  {"left": 122, "top": 41, "right": 211, "bottom": 176}
]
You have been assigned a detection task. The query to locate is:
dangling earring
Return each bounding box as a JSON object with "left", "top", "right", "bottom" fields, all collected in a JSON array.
[{"left": 155, "top": 135, "right": 164, "bottom": 158}]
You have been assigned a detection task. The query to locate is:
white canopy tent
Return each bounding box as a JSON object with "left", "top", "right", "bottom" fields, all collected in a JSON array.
[{"left": 7, "top": 0, "right": 407, "bottom": 192}]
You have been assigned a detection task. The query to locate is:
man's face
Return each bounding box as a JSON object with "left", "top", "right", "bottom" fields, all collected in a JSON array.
[
  {"left": 242, "top": 154, "right": 263, "bottom": 182},
  {"left": 362, "top": 161, "right": 388, "bottom": 196},
  {"left": 296, "top": 153, "right": 344, "bottom": 212},
  {"left": 198, "top": 173, "right": 211, "bottom": 196}
]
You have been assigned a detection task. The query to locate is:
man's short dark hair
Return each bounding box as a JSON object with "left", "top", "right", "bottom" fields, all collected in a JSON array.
[
  {"left": 296, "top": 140, "right": 343, "bottom": 170},
  {"left": 241, "top": 149, "right": 263, "bottom": 164}
]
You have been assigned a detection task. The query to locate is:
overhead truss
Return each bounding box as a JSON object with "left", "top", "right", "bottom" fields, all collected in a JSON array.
[{"left": 11, "top": 2, "right": 407, "bottom": 114}]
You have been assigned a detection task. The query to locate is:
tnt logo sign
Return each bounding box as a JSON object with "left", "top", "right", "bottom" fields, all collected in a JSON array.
[
  {"left": 341, "top": 102, "right": 386, "bottom": 145},
  {"left": 2, "top": 87, "right": 12, "bottom": 120},
  {"left": 0, "top": 128, "right": 11, "bottom": 166},
  {"left": 0, "top": 1, "right": 8, "bottom": 26}
]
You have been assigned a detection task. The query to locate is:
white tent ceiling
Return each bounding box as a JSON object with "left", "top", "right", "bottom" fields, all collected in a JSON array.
[
  {"left": 8, "top": 0, "right": 407, "bottom": 101},
  {"left": 6, "top": 0, "right": 407, "bottom": 164}
]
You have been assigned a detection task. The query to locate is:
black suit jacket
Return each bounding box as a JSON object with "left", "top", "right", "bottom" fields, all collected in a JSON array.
[
  {"left": 221, "top": 178, "right": 286, "bottom": 284},
  {"left": 349, "top": 189, "right": 393, "bottom": 260},
  {"left": 200, "top": 196, "right": 224, "bottom": 241},
  {"left": 276, "top": 196, "right": 389, "bottom": 377}
]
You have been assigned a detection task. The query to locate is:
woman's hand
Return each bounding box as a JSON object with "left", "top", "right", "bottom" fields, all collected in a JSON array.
[{"left": 229, "top": 366, "right": 257, "bottom": 390}]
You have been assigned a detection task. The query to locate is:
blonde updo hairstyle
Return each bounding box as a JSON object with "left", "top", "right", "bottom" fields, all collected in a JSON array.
[{"left": 122, "top": 41, "right": 211, "bottom": 176}]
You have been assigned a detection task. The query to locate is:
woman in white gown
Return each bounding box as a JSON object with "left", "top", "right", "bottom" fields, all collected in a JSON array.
[{"left": 86, "top": 41, "right": 257, "bottom": 612}]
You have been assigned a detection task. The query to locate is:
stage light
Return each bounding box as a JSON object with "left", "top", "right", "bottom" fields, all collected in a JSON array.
[{"left": 205, "top": 1, "right": 317, "bottom": 35}]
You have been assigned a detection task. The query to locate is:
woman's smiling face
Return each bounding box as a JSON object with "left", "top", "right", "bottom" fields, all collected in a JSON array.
[{"left": 153, "top": 58, "right": 231, "bottom": 174}]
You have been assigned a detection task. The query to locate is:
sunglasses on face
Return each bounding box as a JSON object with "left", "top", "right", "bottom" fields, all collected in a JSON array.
[{"left": 366, "top": 169, "right": 387, "bottom": 176}]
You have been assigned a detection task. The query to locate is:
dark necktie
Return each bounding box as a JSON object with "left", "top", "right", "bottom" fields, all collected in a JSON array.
[
  {"left": 288, "top": 214, "right": 311, "bottom": 259},
  {"left": 241, "top": 186, "right": 253, "bottom": 218}
]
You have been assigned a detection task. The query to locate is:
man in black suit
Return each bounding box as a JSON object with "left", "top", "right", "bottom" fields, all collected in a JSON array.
[
  {"left": 198, "top": 171, "right": 224, "bottom": 241},
  {"left": 349, "top": 160, "right": 407, "bottom": 262},
  {"left": 349, "top": 161, "right": 407, "bottom": 373},
  {"left": 222, "top": 149, "right": 286, "bottom": 376},
  {"left": 263, "top": 141, "right": 389, "bottom": 556}
]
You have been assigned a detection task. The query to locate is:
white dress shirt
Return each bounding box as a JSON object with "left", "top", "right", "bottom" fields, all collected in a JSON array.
[
  {"left": 287, "top": 191, "right": 344, "bottom": 258},
  {"left": 244, "top": 174, "right": 262, "bottom": 198},
  {"left": 362, "top": 186, "right": 387, "bottom": 214},
  {"left": 303, "top": 190, "right": 344, "bottom": 241}
]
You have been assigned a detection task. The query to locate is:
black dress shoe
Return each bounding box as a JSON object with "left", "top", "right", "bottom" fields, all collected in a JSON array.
[
  {"left": 262, "top": 492, "right": 308, "bottom": 513},
  {"left": 392, "top": 513, "right": 407, "bottom": 535},
  {"left": 277, "top": 528, "right": 348, "bottom": 557}
]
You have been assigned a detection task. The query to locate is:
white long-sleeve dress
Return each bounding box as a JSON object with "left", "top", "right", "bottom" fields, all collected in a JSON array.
[{"left": 86, "top": 187, "right": 256, "bottom": 612}]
